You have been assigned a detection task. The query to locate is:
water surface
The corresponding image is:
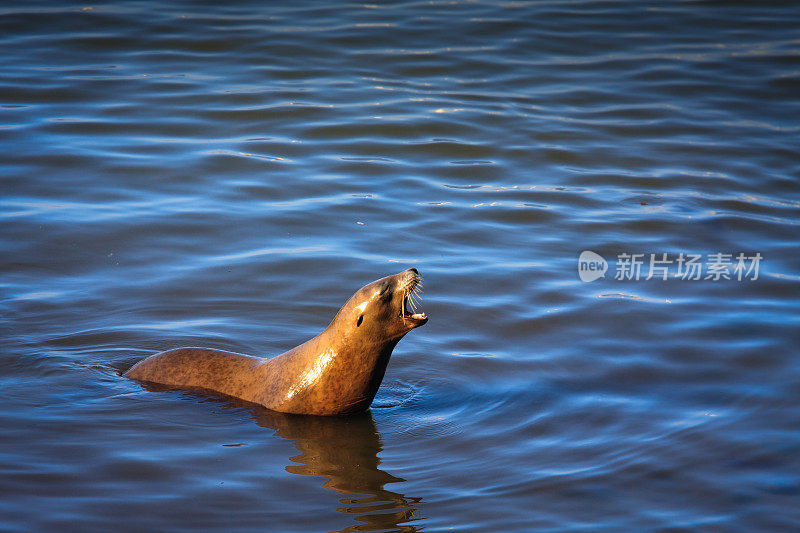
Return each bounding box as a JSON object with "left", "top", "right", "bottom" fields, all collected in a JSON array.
[{"left": 2, "top": 1, "right": 799, "bottom": 531}]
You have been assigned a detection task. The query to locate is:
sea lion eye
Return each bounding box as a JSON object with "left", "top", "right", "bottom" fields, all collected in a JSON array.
[{"left": 357, "top": 315, "right": 363, "bottom": 327}]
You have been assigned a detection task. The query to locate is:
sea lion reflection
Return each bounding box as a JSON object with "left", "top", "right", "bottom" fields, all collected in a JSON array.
[{"left": 253, "top": 408, "right": 422, "bottom": 532}]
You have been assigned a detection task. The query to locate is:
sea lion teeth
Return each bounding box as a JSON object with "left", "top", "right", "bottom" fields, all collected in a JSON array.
[{"left": 125, "top": 269, "right": 428, "bottom": 416}]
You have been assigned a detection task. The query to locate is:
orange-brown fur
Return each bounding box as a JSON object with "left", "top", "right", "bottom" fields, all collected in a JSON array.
[{"left": 125, "top": 269, "right": 427, "bottom": 415}]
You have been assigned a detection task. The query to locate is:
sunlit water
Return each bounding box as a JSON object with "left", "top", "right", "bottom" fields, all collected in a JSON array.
[{"left": 2, "top": 2, "right": 799, "bottom": 531}]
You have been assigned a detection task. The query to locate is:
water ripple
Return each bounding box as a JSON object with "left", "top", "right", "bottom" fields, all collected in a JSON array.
[{"left": 2, "top": 1, "right": 799, "bottom": 532}]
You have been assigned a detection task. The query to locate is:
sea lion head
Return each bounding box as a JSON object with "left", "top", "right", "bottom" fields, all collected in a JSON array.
[{"left": 332, "top": 268, "right": 428, "bottom": 342}]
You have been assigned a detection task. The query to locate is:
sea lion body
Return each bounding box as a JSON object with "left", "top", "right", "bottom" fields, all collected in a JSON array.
[{"left": 125, "top": 269, "right": 427, "bottom": 415}]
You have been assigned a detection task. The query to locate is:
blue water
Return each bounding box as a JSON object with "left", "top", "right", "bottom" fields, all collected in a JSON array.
[{"left": 2, "top": 1, "right": 799, "bottom": 531}]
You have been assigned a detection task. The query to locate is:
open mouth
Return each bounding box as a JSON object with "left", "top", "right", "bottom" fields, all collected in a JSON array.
[{"left": 400, "top": 275, "right": 427, "bottom": 322}]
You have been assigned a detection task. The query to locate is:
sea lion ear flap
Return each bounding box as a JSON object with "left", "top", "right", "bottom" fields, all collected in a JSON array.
[{"left": 357, "top": 315, "right": 363, "bottom": 327}]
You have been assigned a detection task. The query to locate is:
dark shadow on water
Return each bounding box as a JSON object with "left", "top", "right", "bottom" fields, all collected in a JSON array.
[
  {"left": 129, "top": 379, "right": 423, "bottom": 531},
  {"left": 251, "top": 408, "right": 423, "bottom": 533}
]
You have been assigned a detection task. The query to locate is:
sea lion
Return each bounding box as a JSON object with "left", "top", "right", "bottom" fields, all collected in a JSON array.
[{"left": 125, "top": 268, "right": 427, "bottom": 416}]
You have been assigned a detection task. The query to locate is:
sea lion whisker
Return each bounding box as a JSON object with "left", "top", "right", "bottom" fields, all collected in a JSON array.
[{"left": 411, "top": 289, "right": 423, "bottom": 308}]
